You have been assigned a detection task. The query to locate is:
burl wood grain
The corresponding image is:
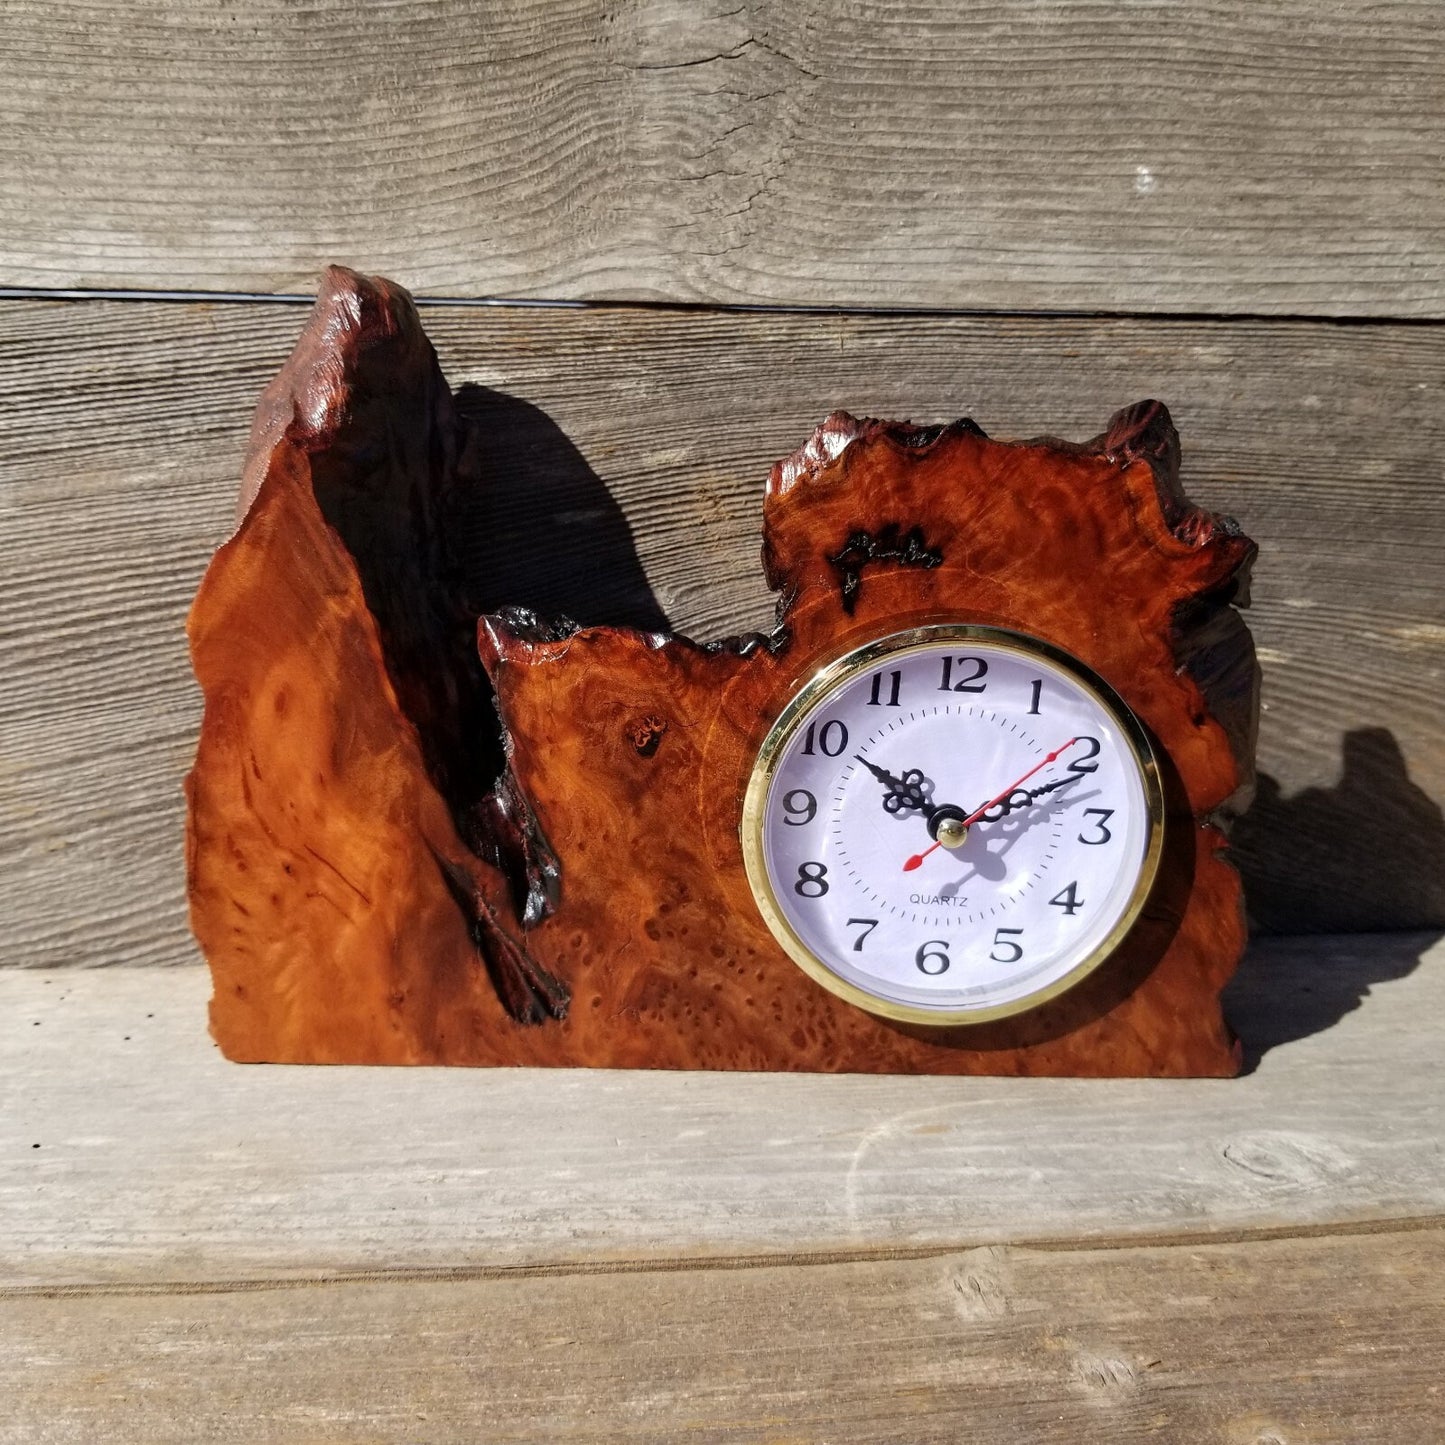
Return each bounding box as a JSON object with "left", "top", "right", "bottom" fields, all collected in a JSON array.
[
  {"left": 188, "top": 268, "right": 565, "bottom": 1062},
  {"left": 190, "top": 269, "right": 1257, "bottom": 1074},
  {"left": 479, "top": 409, "right": 1258, "bottom": 1076}
]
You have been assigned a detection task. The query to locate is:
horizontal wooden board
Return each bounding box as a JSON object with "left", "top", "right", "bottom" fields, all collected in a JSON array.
[
  {"left": 2, "top": 935, "right": 1441, "bottom": 1289},
  {"left": 1, "top": 299, "right": 1442, "bottom": 972},
  {"left": 4, "top": 1226, "right": 1441, "bottom": 1443},
  {"left": 0, "top": 1, "right": 1442, "bottom": 312}
]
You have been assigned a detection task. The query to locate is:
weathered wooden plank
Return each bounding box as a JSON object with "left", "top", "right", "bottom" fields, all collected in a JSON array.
[
  {"left": 3, "top": 1228, "right": 1441, "bottom": 1444},
  {"left": 0, "top": 1, "right": 1442, "bottom": 313},
  {"left": 1, "top": 299, "right": 1441, "bottom": 970},
  {"left": 2, "top": 935, "right": 1441, "bottom": 1288}
]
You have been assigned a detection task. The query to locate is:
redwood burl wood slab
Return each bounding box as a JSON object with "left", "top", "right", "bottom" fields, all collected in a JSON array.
[
  {"left": 189, "top": 269, "right": 1258, "bottom": 1074},
  {"left": 188, "top": 268, "right": 565, "bottom": 1063},
  {"left": 480, "top": 411, "right": 1257, "bottom": 1076}
]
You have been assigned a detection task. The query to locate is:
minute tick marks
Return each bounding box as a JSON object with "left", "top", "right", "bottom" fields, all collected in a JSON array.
[{"left": 744, "top": 626, "right": 1162, "bottom": 1025}]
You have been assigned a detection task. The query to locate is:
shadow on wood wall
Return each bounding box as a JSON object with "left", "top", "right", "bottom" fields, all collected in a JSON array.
[
  {"left": 1226, "top": 731, "right": 1443, "bottom": 1068},
  {"left": 1225, "top": 927, "right": 1441, "bottom": 1072},
  {"left": 451, "top": 384, "right": 669, "bottom": 633},
  {"left": 1234, "top": 729, "right": 1445, "bottom": 935}
]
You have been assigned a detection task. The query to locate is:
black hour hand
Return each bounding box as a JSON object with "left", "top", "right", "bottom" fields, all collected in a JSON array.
[{"left": 855, "top": 755, "right": 933, "bottom": 814}]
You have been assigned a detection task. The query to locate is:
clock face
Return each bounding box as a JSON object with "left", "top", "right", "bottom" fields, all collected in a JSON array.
[{"left": 740, "top": 625, "right": 1164, "bottom": 1024}]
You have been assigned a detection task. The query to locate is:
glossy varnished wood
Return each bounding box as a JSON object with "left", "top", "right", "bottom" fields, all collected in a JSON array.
[
  {"left": 189, "top": 273, "right": 1256, "bottom": 1072},
  {"left": 187, "top": 272, "right": 559, "bottom": 1061},
  {"left": 476, "top": 407, "right": 1255, "bottom": 1074}
]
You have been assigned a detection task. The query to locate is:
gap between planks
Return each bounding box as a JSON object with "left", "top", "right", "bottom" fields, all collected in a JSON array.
[
  {"left": 3, "top": 285, "right": 1445, "bottom": 328},
  {"left": 4, "top": 1215, "right": 1442, "bottom": 1304}
]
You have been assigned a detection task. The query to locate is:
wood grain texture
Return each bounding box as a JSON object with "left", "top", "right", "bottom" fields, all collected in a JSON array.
[
  {"left": 1, "top": 299, "right": 1442, "bottom": 972},
  {"left": 190, "top": 272, "right": 1256, "bottom": 1075},
  {"left": 5, "top": 1226, "right": 1442, "bottom": 1444},
  {"left": 188, "top": 269, "right": 572, "bottom": 1059},
  {"left": 2, "top": 934, "right": 1441, "bottom": 1289},
  {"left": 457, "top": 402, "right": 1255, "bottom": 1075},
  {"left": 0, "top": 1, "right": 1442, "bottom": 313}
]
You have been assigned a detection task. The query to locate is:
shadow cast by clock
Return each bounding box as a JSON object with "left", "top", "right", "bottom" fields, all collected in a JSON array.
[{"left": 1224, "top": 726, "right": 1445, "bottom": 1071}]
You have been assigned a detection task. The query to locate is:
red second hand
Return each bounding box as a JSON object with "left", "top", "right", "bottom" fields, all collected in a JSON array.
[{"left": 902, "top": 737, "right": 1080, "bottom": 872}]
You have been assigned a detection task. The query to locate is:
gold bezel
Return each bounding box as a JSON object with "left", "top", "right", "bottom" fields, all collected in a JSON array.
[{"left": 738, "top": 623, "right": 1166, "bottom": 1026}]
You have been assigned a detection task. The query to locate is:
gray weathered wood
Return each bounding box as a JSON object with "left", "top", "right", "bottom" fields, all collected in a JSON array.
[
  {"left": 2, "top": 935, "right": 1441, "bottom": 1289},
  {"left": 4, "top": 1227, "right": 1440, "bottom": 1444},
  {"left": 0, "top": 1, "right": 1442, "bottom": 313},
  {"left": 1, "top": 299, "right": 1441, "bottom": 971}
]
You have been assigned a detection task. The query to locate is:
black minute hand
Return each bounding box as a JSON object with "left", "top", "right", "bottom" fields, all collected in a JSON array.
[{"left": 974, "top": 773, "right": 1076, "bottom": 823}]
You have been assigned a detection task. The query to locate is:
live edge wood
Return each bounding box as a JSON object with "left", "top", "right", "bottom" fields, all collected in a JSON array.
[
  {"left": 187, "top": 270, "right": 564, "bottom": 1061},
  {"left": 189, "top": 269, "right": 1257, "bottom": 1075},
  {"left": 480, "top": 412, "right": 1256, "bottom": 1076}
]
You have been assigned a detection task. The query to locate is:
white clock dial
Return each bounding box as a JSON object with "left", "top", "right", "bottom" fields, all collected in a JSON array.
[{"left": 741, "top": 626, "right": 1163, "bottom": 1024}]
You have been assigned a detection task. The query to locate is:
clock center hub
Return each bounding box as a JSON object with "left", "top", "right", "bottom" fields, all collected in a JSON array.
[{"left": 930, "top": 813, "right": 970, "bottom": 850}]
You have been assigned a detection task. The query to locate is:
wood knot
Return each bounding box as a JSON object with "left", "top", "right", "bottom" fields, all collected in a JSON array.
[
  {"left": 1219, "top": 1131, "right": 1356, "bottom": 1188},
  {"left": 1071, "top": 1350, "right": 1146, "bottom": 1395},
  {"left": 628, "top": 715, "right": 668, "bottom": 758},
  {"left": 827, "top": 524, "right": 943, "bottom": 614},
  {"left": 948, "top": 1246, "right": 1012, "bottom": 1320}
]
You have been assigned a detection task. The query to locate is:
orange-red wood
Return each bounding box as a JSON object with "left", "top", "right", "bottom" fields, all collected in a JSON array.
[
  {"left": 477, "top": 410, "right": 1257, "bottom": 1076},
  {"left": 188, "top": 269, "right": 563, "bottom": 1063},
  {"left": 189, "top": 271, "right": 1258, "bottom": 1074}
]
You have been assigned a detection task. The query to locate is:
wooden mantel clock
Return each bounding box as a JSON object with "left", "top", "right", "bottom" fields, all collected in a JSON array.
[{"left": 187, "top": 269, "right": 1259, "bottom": 1077}]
